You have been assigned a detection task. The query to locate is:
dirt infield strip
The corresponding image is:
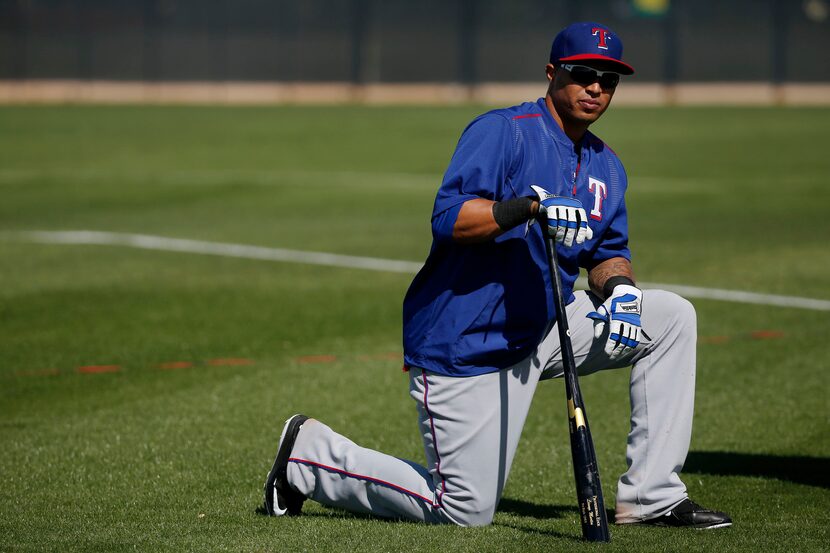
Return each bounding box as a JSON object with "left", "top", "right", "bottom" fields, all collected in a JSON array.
[{"left": 1, "top": 80, "right": 828, "bottom": 106}]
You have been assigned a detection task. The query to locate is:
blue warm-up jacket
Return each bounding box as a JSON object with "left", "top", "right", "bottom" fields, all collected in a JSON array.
[{"left": 403, "top": 98, "right": 631, "bottom": 377}]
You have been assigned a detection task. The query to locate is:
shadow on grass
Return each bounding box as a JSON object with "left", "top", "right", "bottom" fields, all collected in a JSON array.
[
  {"left": 495, "top": 521, "right": 582, "bottom": 541},
  {"left": 256, "top": 502, "right": 457, "bottom": 525},
  {"left": 495, "top": 498, "right": 586, "bottom": 541},
  {"left": 685, "top": 451, "right": 830, "bottom": 489},
  {"left": 497, "top": 497, "right": 578, "bottom": 520},
  {"left": 256, "top": 503, "right": 405, "bottom": 523},
  {"left": 256, "top": 498, "right": 584, "bottom": 540}
]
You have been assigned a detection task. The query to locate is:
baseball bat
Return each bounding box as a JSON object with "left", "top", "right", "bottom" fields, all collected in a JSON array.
[{"left": 542, "top": 231, "right": 610, "bottom": 542}]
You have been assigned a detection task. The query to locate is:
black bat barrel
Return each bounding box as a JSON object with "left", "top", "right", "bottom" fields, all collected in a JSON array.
[{"left": 542, "top": 230, "right": 611, "bottom": 543}]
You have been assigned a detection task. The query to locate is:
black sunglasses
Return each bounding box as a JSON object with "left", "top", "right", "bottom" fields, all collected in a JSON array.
[{"left": 560, "top": 64, "right": 621, "bottom": 89}]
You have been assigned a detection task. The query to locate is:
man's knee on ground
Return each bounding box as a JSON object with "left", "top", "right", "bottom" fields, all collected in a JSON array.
[{"left": 440, "top": 495, "right": 498, "bottom": 527}]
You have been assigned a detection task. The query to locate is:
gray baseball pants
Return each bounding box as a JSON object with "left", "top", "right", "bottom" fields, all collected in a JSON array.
[{"left": 286, "top": 289, "right": 696, "bottom": 526}]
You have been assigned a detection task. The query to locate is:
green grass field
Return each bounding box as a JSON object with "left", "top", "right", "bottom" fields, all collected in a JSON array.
[{"left": 1, "top": 104, "right": 828, "bottom": 552}]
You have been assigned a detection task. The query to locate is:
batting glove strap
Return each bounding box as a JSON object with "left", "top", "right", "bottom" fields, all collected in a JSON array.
[{"left": 602, "top": 275, "right": 636, "bottom": 300}]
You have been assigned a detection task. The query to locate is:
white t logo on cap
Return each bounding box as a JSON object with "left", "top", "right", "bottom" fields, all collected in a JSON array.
[{"left": 591, "top": 27, "right": 611, "bottom": 50}]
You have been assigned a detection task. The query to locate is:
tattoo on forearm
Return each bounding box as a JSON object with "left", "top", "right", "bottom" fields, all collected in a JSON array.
[{"left": 588, "top": 258, "right": 634, "bottom": 298}]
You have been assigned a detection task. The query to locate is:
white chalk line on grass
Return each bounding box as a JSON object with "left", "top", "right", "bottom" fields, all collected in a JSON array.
[
  {"left": 0, "top": 168, "right": 439, "bottom": 187},
  {"left": 11, "top": 230, "right": 425, "bottom": 274},
  {"left": 6, "top": 230, "right": 830, "bottom": 312}
]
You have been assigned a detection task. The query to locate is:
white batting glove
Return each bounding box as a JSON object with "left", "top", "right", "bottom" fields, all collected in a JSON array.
[
  {"left": 531, "top": 185, "right": 593, "bottom": 247},
  {"left": 587, "top": 284, "right": 644, "bottom": 360}
]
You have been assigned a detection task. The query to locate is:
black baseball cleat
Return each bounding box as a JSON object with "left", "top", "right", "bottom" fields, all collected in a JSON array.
[
  {"left": 262, "top": 414, "right": 309, "bottom": 516},
  {"left": 638, "top": 498, "right": 732, "bottom": 529}
]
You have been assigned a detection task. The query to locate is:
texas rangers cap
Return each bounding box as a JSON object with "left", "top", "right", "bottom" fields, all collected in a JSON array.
[{"left": 550, "top": 22, "right": 635, "bottom": 75}]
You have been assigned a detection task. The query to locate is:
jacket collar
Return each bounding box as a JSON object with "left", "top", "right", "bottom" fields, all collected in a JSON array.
[{"left": 535, "top": 97, "right": 586, "bottom": 150}]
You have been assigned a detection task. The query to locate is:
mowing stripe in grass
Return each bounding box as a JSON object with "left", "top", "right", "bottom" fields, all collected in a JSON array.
[{"left": 7, "top": 229, "right": 830, "bottom": 312}]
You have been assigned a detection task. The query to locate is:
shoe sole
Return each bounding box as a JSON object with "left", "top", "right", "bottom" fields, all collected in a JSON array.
[
  {"left": 622, "top": 520, "right": 733, "bottom": 530},
  {"left": 263, "top": 414, "right": 307, "bottom": 516},
  {"left": 695, "top": 522, "right": 732, "bottom": 530}
]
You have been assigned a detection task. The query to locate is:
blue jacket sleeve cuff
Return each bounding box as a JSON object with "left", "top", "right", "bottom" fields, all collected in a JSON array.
[{"left": 431, "top": 200, "right": 469, "bottom": 244}]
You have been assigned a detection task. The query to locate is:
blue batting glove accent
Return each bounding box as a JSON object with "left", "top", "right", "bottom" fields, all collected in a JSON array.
[
  {"left": 614, "top": 313, "right": 642, "bottom": 325},
  {"left": 609, "top": 334, "right": 639, "bottom": 348},
  {"left": 540, "top": 196, "right": 582, "bottom": 210},
  {"left": 587, "top": 311, "right": 608, "bottom": 322},
  {"left": 611, "top": 293, "right": 639, "bottom": 309}
]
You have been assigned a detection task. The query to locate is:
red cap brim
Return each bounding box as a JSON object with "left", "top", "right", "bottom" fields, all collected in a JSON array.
[{"left": 558, "top": 54, "right": 635, "bottom": 75}]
